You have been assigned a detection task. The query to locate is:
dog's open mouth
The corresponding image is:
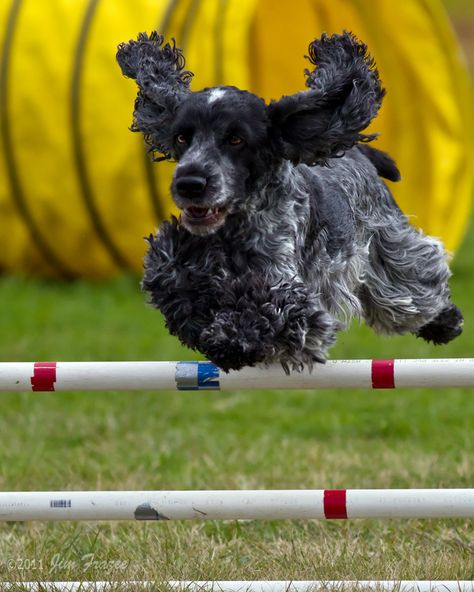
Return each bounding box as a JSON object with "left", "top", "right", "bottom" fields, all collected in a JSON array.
[{"left": 182, "top": 205, "right": 226, "bottom": 227}]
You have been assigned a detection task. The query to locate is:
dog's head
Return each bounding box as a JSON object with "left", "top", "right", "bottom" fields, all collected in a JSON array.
[{"left": 117, "top": 31, "right": 384, "bottom": 235}]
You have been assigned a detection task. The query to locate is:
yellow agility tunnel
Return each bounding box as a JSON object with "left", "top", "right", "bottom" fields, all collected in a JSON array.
[{"left": 0, "top": 0, "right": 472, "bottom": 278}]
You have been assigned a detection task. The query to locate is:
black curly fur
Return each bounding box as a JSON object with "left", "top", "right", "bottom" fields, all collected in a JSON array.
[
  {"left": 268, "top": 31, "right": 385, "bottom": 165},
  {"left": 199, "top": 281, "right": 339, "bottom": 373},
  {"left": 116, "top": 32, "right": 193, "bottom": 160}
]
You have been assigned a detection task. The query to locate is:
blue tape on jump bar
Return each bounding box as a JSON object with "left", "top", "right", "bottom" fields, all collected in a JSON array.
[
  {"left": 175, "top": 362, "right": 220, "bottom": 390},
  {"left": 197, "top": 362, "right": 220, "bottom": 389}
]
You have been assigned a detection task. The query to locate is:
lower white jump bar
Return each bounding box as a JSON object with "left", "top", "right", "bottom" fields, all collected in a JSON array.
[
  {"left": 0, "top": 489, "right": 473, "bottom": 521},
  {"left": 1, "top": 581, "right": 474, "bottom": 592},
  {"left": 168, "top": 583, "right": 474, "bottom": 592},
  {"left": 1, "top": 358, "right": 474, "bottom": 392}
]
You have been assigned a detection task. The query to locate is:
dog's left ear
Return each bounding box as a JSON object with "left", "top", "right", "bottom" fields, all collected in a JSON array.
[
  {"left": 268, "top": 31, "right": 385, "bottom": 165},
  {"left": 116, "top": 32, "right": 193, "bottom": 160}
]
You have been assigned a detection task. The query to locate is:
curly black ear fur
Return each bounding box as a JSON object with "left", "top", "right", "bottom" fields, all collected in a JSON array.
[
  {"left": 116, "top": 32, "right": 193, "bottom": 160},
  {"left": 269, "top": 31, "right": 385, "bottom": 165}
]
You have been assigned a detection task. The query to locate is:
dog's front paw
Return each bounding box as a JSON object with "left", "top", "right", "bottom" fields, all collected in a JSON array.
[
  {"left": 415, "top": 303, "right": 464, "bottom": 345},
  {"left": 199, "top": 309, "right": 276, "bottom": 372}
]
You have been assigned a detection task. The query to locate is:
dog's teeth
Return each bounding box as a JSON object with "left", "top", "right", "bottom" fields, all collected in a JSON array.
[{"left": 206, "top": 208, "right": 212, "bottom": 215}]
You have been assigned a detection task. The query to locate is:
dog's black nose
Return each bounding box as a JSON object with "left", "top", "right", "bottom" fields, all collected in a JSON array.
[{"left": 174, "top": 175, "right": 207, "bottom": 199}]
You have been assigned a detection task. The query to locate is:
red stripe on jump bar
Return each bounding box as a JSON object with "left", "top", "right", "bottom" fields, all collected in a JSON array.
[
  {"left": 371, "top": 359, "right": 395, "bottom": 389},
  {"left": 31, "top": 362, "right": 57, "bottom": 392},
  {"left": 323, "top": 489, "right": 347, "bottom": 519}
]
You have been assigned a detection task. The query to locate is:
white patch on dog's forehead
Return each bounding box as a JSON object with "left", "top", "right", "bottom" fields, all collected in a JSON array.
[{"left": 207, "top": 88, "right": 227, "bottom": 104}]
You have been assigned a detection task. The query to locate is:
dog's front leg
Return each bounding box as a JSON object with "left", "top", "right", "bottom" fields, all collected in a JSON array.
[
  {"left": 142, "top": 220, "right": 224, "bottom": 352},
  {"left": 198, "top": 274, "right": 341, "bottom": 372},
  {"left": 265, "top": 281, "right": 341, "bottom": 372}
]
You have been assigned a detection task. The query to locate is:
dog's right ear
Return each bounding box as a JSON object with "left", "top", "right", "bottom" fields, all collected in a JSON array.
[
  {"left": 116, "top": 32, "right": 193, "bottom": 160},
  {"left": 268, "top": 32, "right": 385, "bottom": 166}
]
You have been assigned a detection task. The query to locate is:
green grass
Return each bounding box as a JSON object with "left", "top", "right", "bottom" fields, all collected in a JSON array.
[{"left": 0, "top": 221, "right": 473, "bottom": 587}]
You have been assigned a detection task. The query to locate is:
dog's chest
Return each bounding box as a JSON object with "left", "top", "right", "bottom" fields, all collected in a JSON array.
[{"left": 221, "top": 211, "right": 302, "bottom": 280}]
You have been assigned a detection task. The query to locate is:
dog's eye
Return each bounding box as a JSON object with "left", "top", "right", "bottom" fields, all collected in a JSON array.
[
  {"left": 227, "top": 135, "right": 243, "bottom": 146},
  {"left": 176, "top": 134, "right": 188, "bottom": 145}
]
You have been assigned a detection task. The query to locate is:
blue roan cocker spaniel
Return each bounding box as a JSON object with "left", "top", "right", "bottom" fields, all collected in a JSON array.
[{"left": 117, "top": 31, "right": 463, "bottom": 372}]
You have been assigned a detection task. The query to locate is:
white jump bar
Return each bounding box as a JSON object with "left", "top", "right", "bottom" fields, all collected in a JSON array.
[
  {"left": 1, "top": 582, "right": 474, "bottom": 592},
  {"left": 0, "top": 489, "right": 473, "bottom": 521},
  {"left": 1, "top": 358, "right": 474, "bottom": 391}
]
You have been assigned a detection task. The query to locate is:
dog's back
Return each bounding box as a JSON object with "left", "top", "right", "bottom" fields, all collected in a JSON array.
[{"left": 300, "top": 144, "right": 401, "bottom": 262}]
